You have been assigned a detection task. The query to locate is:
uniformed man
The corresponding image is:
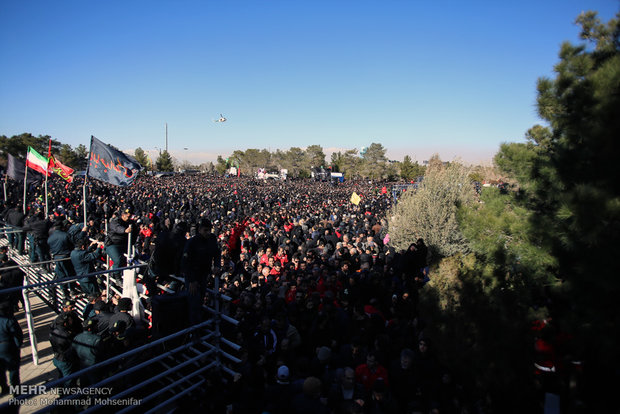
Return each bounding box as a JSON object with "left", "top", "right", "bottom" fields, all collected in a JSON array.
[
  {"left": 72, "top": 319, "right": 102, "bottom": 386},
  {"left": 48, "top": 218, "right": 76, "bottom": 297},
  {"left": 49, "top": 302, "right": 82, "bottom": 385},
  {"left": 71, "top": 238, "right": 104, "bottom": 296}
]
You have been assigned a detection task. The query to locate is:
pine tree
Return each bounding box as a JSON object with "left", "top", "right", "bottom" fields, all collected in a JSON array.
[{"left": 155, "top": 150, "right": 174, "bottom": 172}]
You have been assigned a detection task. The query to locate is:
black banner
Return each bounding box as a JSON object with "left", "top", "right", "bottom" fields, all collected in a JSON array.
[
  {"left": 6, "top": 154, "right": 42, "bottom": 183},
  {"left": 87, "top": 136, "right": 142, "bottom": 186}
]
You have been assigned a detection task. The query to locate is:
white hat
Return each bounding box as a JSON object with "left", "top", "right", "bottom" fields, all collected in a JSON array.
[{"left": 277, "top": 365, "right": 290, "bottom": 383}]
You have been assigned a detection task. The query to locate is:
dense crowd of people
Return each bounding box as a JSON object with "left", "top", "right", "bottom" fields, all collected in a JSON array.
[{"left": 0, "top": 173, "right": 470, "bottom": 413}]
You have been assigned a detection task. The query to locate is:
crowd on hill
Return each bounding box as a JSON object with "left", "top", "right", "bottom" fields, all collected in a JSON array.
[{"left": 0, "top": 174, "right": 472, "bottom": 413}]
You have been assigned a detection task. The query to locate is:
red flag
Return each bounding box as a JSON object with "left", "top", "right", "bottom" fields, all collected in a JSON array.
[{"left": 49, "top": 156, "right": 74, "bottom": 183}]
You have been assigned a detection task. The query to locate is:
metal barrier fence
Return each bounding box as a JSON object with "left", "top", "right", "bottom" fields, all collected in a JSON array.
[{"left": 0, "top": 226, "right": 241, "bottom": 412}]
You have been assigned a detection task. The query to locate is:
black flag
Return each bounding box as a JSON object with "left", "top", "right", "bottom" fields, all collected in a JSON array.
[
  {"left": 6, "top": 154, "right": 42, "bottom": 183},
  {"left": 87, "top": 136, "right": 142, "bottom": 186}
]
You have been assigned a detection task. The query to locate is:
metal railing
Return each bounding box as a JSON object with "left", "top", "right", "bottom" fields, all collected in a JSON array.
[{"left": 0, "top": 231, "right": 241, "bottom": 413}]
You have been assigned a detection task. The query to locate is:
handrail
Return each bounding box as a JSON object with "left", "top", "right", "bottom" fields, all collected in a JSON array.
[
  {"left": 0, "top": 256, "right": 73, "bottom": 272},
  {"left": 4, "top": 319, "right": 217, "bottom": 411},
  {"left": 102, "top": 348, "right": 215, "bottom": 404},
  {"left": 0, "top": 263, "right": 147, "bottom": 295},
  {"left": 0, "top": 237, "right": 242, "bottom": 413},
  {"left": 133, "top": 361, "right": 216, "bottom": 414},
  {"left": 141, "top": 376, "right": 207, "bottom": 414},
  {"left": 0, "top": 229, "right": 25, "bottom": 235}
]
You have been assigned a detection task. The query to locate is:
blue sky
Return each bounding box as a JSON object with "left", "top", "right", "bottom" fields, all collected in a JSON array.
[{"left": 1, "top": 1, "right": 618, "bottom": 165}]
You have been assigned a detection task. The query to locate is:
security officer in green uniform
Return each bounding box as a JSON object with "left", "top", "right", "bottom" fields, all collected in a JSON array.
[{"left": 72, "top": 319, "right": 102, "bottom": 386}]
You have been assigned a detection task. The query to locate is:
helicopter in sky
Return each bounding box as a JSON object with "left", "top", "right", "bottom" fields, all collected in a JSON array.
[{"left": 214, "top": 114, "right": 227, "bottom": 123}]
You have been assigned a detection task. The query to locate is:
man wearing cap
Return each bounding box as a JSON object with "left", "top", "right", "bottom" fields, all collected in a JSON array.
[
  {"left": 49, "top": 302, "right": 82, "bottom": 385},
  {"left": 89, "top": 300, "right": 113, "bottom": 338},
  {"left": 263, "top": 365, "right": 294, "bottom": 414},
  {"left": 105, "top": 208, "right": 135, "bottom": 279},
  {"left": 181, "top": 218, "right": 221, "bottom": 326},
  {"left": 109, "top": 297, "right": 135, "bottom": 330},
  {"left": 72, "top": 319, "right": 102, "bottom": 385}
]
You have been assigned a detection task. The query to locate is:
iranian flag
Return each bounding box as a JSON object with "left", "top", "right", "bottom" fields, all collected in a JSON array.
[{"left": 26, "top": 147, "right": 51, "bottom": 176}]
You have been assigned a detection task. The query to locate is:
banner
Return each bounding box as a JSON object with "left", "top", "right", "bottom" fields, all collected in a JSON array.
[
  {"left": 350, "top": 192, "right": 361, "bottom": 206},
  {"left": 87, "top": 136, "right": 142, "bottom": 186},
  {"left": 6, "top": 154, "right": 42, "bottom": 183},
  {"left": 50, "top": 156, "right": 74, "bottom": 183},
  {"left": 26, "top": 147, "right": 50, "bottom": 176}
]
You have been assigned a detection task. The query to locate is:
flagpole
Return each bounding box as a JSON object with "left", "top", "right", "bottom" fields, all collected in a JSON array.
[
  {"left": 3, "top": 175, "right": 7, "bottom": 202},
  {"left": 23, "top": 163, "right": 28, "bottom": 214},
  {"left": 46, "top": 139, "right": 52, "bottom": 218},
  {"left": 44, "top": 167, "right": 49, "bottom": 217},
  {"left": 83, "top": 174, "right": 88, "bottom": 227},
  {"left": 45, "top": 138, "right": 52, "bottom": 219},
  {"left": 84, "top": 137, "right": 93, "bottom": 228}
]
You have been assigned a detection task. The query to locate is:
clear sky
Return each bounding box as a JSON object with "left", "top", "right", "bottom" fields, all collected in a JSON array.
[{"left": 1, "top": 1, "right": 618, "bottom": 165}]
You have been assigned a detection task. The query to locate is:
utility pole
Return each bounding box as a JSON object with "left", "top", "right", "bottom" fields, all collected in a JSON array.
[{"left": 165, "top": 123, "right": 168, "bottom": 152}]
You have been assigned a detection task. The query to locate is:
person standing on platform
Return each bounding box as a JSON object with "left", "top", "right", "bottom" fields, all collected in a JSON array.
[
  {"left": 105, "top": 207, "right": 135, "bottom": 281},
  {"left": 48, "top": 218, "right": 77, "bottom": 298},
  {"left": 181, "top": 218, "right": 221, "bottom": 326},
  {"left": 71, "top": 238, "right": 105, "bottom": 296},
  {"left": 22, "top": 210, "right": 51, "bottom": 267}
]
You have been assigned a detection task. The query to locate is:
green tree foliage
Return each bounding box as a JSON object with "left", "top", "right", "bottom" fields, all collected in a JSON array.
[
  {"left": 359, "top": 142, "right": 388, "bottom": 179},
  {"left": 0, "top": 133, "right": 61, "bottom": 166},
  {"left": 420, "top": 251, "right": 540, "bottom": 412},
  {"left": 227, "top": 148, "right": 277, "bottom": 174},
  {"left": 337, "top": 149, "right": 361, "bottom": 179},
  {"left": 155, "top": 150, "right": 174, "bottom": 172},
  {"left": 284, "top": 147, "right": 306, "bottom": 177},
  {"left": 388, "top": 159, "right": 475, "bottom": 256},
  {"left": 203, "top": 162, "right": 215, "bottom": 174},
  {"left": 74, "top": 144, "right": 88, "bottom": 170},
  {"left": 305, "top": 144, "right": 326, "bottom": 168},
  {"left": 330, "top": 151, "right": 343, "bottom": 172},
  {"left": 399, "top": 155, "right": 425, "bottom": 181},
  {"left": 134, "top": 147, "right": 149, "bottom": 170},
  {"left": 215, "top": 155, "right": 229, "bottom": 175},
  {"left": 461, "top": 188, "right": 557, "bottom": 290},
  {"left": 58, "top": 144, "right": 80, "bottom": 169},
  {"left": 429, "top": 12, "right": 620, "bottom": 410},
  {"left": 526, "top": 11, "right": 620, "bottom": 403},
  {"left": 417, "top": 185, "right": 558, "bottom": 412}
]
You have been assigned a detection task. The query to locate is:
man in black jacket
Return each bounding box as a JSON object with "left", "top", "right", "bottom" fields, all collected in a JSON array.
[
  {"left": 105, "top": 208, "right": 134, "bottom": 280},
  {"left": 71, "top": 238, "right": 104, "bottom": 296},
  {"left": 48, "top": 219, "right": 76, "bottom": 297},
  {"left": 0, "top": 302, "right": 22, "bottom": 396},
  {"left": 0, "top": 252, "right": 25, "bottom": 314},
  {"left": 4, "top": 204, "right": 25, "bottom": 255},
  {"left": 49, "top": 301, "right": 82, "bottom": 385},
  {"left": 22, "top": 210, "right": 51, "bottom": 265},
  {"left": 89, "top": 300, "right": 113, "bottom": 339},
  {"left": 181, "top": 218, "right": 220, "bottom": 326}
]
